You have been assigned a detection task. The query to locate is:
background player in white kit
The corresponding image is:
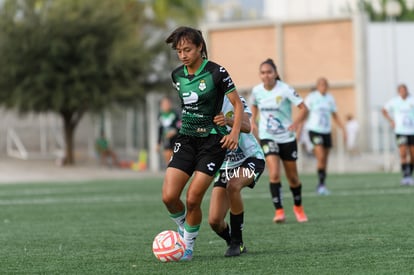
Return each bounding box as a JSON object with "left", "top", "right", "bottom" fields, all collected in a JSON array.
[
  {"left": 382, "top": 84, "right": 414, "bottom": 186},
  {"left": 250, "top": 58, "right": 308, "bottom": 223},
  {"left": 304, "top": 77, "right": 346, "bottom": 195}
]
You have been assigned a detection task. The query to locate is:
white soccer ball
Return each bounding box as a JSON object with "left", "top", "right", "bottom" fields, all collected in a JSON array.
[{"left": 152, "top": 230, "right": 185, "bottom": 262}]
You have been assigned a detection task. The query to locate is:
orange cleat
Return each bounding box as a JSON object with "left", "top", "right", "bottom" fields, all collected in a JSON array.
[
  {"left": 293, "top": 205, "right": 308, "bottom": 223},
  {"left": 273, "top": 209, "right": 285, "bottom": 223}
]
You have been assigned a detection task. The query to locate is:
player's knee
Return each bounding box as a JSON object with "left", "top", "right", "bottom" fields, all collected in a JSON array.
[
  {"left": 287, "top": 176, "right": 300, "bottom": 187},
  {"left": 226, "top": 182, "right": 243, "bottom": 194},
  {"left": 208, "top": 217, "right": 221, "bottom": 232},
  {"left": 185, "top": 195, "right": 201, "bottom": 212},
  {"left": 162, "top": 193, "right": 177, "bottom": 208}
]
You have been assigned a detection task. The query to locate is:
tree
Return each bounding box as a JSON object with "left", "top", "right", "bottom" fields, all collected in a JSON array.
[
  {"left": 361, "top": 0, "right": 414, "bottom": 21},
  {"left": 0, "top": 0, "right": 153, "bottom": 165},
  {"left": 143, "top": 0, "right": 204, "bottom": 91}
]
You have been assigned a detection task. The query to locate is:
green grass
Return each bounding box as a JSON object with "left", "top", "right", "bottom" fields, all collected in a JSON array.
[{"left": 1, "top": 172, "right": 414, "bottom": 274}]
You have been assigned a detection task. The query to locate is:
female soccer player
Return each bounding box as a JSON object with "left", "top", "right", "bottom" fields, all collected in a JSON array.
[
  {"left": 304, "top": 77, "right": 346, "bottom": 195},
  {"left": 208, "top": 96, "right": 265, "bottom": 257},
  {"left": 382, "top": 84, "right": 414, "bottom": 186},
  {"left": 250, "top": 58, "right": 308, "bottom": 223},
  {"left": 162, "top": 26, "right": 244, "bottom": 261},
  {"left": 157, "top": 96, "right": 180, "bottom": 166}
]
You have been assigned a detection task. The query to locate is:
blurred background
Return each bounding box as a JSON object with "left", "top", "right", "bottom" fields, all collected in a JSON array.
[{"left": 0, "top": 0, "right": 413, "bottom": 174}]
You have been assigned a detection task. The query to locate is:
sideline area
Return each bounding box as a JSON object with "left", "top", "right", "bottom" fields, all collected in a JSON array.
[{"left": 0, "top": 157, "right": 162, "bottom": 184}]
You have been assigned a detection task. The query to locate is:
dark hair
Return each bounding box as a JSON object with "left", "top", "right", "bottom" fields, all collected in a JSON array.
[
  {"left": 165, "top": 26, "right": 208, "bottom": 59},
  {"left": 260, "top": 58, "right": 281, "bottom": 81}
]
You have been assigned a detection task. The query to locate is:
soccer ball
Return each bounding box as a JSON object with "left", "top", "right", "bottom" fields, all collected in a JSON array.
[{"left": 152, "top": 230, "right": 185, "bottom": 262}]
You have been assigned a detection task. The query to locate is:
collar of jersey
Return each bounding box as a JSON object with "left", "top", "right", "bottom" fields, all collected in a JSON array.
[{"left": 184, "top": 59, "right": 208, "bottom": 77}]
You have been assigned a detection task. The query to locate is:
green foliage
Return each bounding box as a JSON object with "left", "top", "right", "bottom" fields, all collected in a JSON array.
[
  {"left": 150, "top": 0, "right": 203, "bottom": 27},
  {"left": 0, "top": 0, "right": 151, "bottom": 113},
  {"left": 1, "top": 173, "right": 414, "bottom": 274},
  {"left": 362, "top": 0, "right": 414, "bottom": 21}
]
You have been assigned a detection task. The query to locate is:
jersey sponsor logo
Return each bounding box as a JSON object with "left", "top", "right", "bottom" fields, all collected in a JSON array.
[
  {"left": 182, "top": 91, "right": 198, "bottom": 105},
  {"left": 207, "top": 162, "right": 216, "bottom": 171},
  {"left": 196, "top": 128, "right": 207, "bottom": 133},
  {"left": 198, "top": 80, "right": 206, "bottom": 91},
  {"left": 223, "top": 76, "right": 234, "bottom": 88}
]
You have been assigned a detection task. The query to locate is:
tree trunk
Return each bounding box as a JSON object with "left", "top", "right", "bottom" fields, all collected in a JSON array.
[
  {"left": 63, "top": 118, "right": 75, "bottom": 165},
  {"left": 60, "top": 110, "right": 84, "bottom": 166}
]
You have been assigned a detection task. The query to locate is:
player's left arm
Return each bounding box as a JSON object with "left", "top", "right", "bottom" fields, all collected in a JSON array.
[
  {"left": 214, "top": 112, "right": 251, "bottom": 133},
  {"left": 220, "top": 91, "right": 243, "bottom": 150},
  {"left": 288, "top": 102, "right": 308, "bottom": 133}
]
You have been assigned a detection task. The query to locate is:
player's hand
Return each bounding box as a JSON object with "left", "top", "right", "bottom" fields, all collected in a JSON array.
[
  {"left": 220, "top": 133, "right": 238, "bottom": 150},
  {"left": 288, "top": 122, "right": 298, "bottom": 132},
  {"left": 213, "top": 112, "right": 227, "bottom": 126}
]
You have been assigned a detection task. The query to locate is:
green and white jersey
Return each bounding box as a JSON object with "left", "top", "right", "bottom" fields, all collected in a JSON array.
[
  {"left": 171, "top": 59, "right": 236, "bottom": 137},
  {"left": 304, "top": 91, "right": 337, "bottom": 134},
  {"left": 383, "top": 95, "right": 414, "bottom": 135},
  {"left": 221, "top": 96, "right": 265, "bottom": 169},
  {"left": 250, "top": 80, "right": 303, "bottom": 143}
]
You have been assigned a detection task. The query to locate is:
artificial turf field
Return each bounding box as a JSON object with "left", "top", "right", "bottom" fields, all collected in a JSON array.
[{"left": 1, "top": 172, "right": 414, "bottom": 274}]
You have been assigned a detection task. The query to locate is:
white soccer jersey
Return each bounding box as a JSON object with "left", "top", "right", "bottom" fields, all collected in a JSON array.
[
  {"left": 250, "top": 80, "right": 303, "bottom": 143},
  {"left": 304, "top": 91, "right": 337, "bottom": 134},
  {"left": 383, "top": 95, "right": 414, "bottom": 135},
  {"left": 221, "top": 96, "right": 264, "bottom": 169}
]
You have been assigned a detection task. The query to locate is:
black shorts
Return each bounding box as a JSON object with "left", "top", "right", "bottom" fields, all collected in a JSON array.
[
  {"left": 260, "top": 139, "right": 298, "bottom": 161},
  {"left": 213, "top": 157, "right": 265, "bottom": 189},
  {"left": 168, "top": 134, "right": 226, "bottom": 177},
  {"left": 308, "top": 131, "right": 332, "bottom": 148},
  {"left": 396, "top": 134, "right": 414, "bottom": 146}
]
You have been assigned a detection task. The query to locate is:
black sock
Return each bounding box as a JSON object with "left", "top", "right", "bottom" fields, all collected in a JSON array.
[
  {"left": 290, "top": 185, "right": 302, "bottom": 206},
  {"left": 230, "top": 212, "right": 244, "bottom": 244},
  {"left": 402, "top": 163, "right": 410, "bottom": 177},
  {"left": 317, "top": 169, "right": 326, "bottom": 186},
  {"left": 270, "top": 182, "right": 283, "bottom": 209},
  {"left": 409, "top": 163, "right": 413, "bottom": 176},
  {"left": 216, "top": 223, "right": 231, "bottom": 246}
]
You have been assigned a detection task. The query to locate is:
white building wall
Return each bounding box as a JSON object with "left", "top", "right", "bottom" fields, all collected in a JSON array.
[
  {"left": 263, "top": 0, "right": 359, "bottom": 20},
  {"left": 366, "top": 23, "right": 414, "bottom": 110}
]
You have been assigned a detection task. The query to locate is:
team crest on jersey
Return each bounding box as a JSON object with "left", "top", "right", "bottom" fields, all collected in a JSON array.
[
  {"left": 276, "top": 96, "right": 282, "bottom": 105},
  {"left": 225, "top": 111, "right": 234, "bottom": 118},
  {"left": 199, "top": 80, "right": 206, "bottom": 91}
]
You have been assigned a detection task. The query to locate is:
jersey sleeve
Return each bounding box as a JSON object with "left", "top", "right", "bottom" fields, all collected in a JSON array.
[
  {"left": 240, "top": 96, "right": 252, "bottom": 117},
  {"left": 249, "top": 88, "right": 258, "bottom": 107},
  {"left": 329, "top": 95, "right": 338, "bottom": 113},
  {"left": 304, "top": 93, "right": 312, "bottom": 109},
  {"left": 217, "top": 66, "right": 236, "bottom": 95},
  {"left": 287, "top": 86, "right": 303, "bottom": 106}
]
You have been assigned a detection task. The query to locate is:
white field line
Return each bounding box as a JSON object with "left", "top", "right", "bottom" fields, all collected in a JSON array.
[
  {"left": 0, "top": 194, "right": 160, "bottom": 205},
  {"left": 0, "top": 187, "right": 413, "bottom": 206}
]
